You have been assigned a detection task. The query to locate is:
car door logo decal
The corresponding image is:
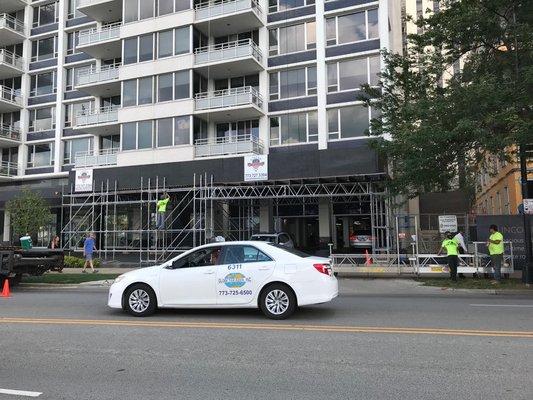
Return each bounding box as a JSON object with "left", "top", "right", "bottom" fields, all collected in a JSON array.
[{"left": 220, "top": 273, "right": 251, "bottom": 288}]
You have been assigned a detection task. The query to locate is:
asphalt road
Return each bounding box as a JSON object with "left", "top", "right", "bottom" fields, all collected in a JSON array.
[{"left": 0, "top": 279, "right": 532, "bottom": 400}]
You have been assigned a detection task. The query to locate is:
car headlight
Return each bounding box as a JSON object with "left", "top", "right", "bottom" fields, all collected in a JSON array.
[{"left": 113, "top": 274, "right": 126, "bottom": 284}]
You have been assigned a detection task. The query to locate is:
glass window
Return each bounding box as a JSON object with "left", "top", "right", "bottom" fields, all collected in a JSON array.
[
  {"left": 269, "top": 117, "right": 279, "bottom": 146},
  {"left": 174, "top": 116, "right": 190, "bottom": 145},
  {"left": 223, "top": 245, "right": 273, "bottom": 264},
  {"left": 339, "top": 58, "right": 367, "bottom": 91},
  {"left": 369, "top": 55, "right": 380, "bottom": 85},
  {"left": 175, "top": 27, "right": 190, "bottom": 55},
  {"left": 327, "top": 109, "right": 339, "bottom": 140},
  {"left": 122, "top": 80, "right": 137, "bottom": 107},
  {"left": 367, "top": 9, "right": 379, "bottom": 39},
  {"left": 101, "top": 135, "right": 120, "bottom": 150},
  {"left": 327, "top": 63, "right": 338, "bottom": 92},
  {"left": 173, "top": 247, "right": 222, "bottom": 269},
  {"left": 140, "top": 0, "right": 155, "bottom": 19},
  {"left": 123, "top": 38, "right": 138, "bottom": 65},
  {"left": 139, "top": 34, "right": 154, "bottom": 62},
  {"left": 124, "top": 0, "right": 139, "bottom": 23},
  {"left": 279, "top": 24, "right": 305, "bottom": 54},
  {"left": 138, "top": 77, "right": 153, "bottom": 105},
  {"left": 174, "top": 71, "right": 189, "bottom": 99},
  {"left": 326, "top": 18, "right": 336, "bottom": 46},
  {"left": 33, "top": 37, "right": 56, "bottom": 61},
  {"left": 308, "top": 111, "right": 318, "bottom": 141},
  {"left": 306, "top": 21, "right": 316, "bottom": 49},
  {"left": 280, "top": 68, "right": 306, "bottom": 99},
  {"left": 158, "top": 30, "right": 174, "bottom": 58},
  {"left": 68, "top": 0, "right": 85, "bottom": 19},
  {"left": 137, "top": 121, "right": 153, "bottom": 149},
  {"left": 157, "top": 118, "right": 173, "bottom": 147},
  {"left": 268, "top": 29, "right": 278, "bottom": 55},
  {"left": 28, "top": 143, "right": 54, "bottom": 168},
  {"left": 64, "top": 137, "right": 92, "bottom": 164},
  {"left": 30, "top": 107, "right": 54, "bottom": 132},
  {"left": 281, "top": 112, "right": 307, "bottom": 144},
  {"left": 337, "top": 12, "right": 366, "bottom": 44},
  {"left": 158, "top": 0, "right": 174, "bottom": 15},
  {"left": 269, "top": 73, "right": 279, "bottom": 100},
  {"left": 122, "top": 123, "right": 136, "bottom": 150},
  {"left": 339, "top": 105, "right": 369, "bottom": 138},
  {"left": 158, "top": 73, "right": 173, "bottom": 102},
  {"left": 307, "top": 66, "right": 317, "bottom": 94},
  {"left": 175, "top": 0, "right": 190, "bottom": 12}
]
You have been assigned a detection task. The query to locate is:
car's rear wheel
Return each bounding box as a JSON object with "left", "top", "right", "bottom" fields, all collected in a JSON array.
[
  {"left": 124, "top": 284, "right": 157, "bottom": 317},
  {"left": 259, "top": 284, "right": 296, "bottom": 320}
]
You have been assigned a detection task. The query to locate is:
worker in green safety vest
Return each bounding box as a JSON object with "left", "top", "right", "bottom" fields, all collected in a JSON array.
[
  {"left": 156, "top": 192, "right": 170, "bottom": 230},
  {"left": 487, "top": 224, "right": 504, "bottom": 283},
  {"left": 437, "top": 231, "right": 460, "bottom": 281}
]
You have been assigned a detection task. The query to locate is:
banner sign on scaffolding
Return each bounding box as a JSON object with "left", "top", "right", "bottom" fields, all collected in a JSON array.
[
  {"left": 438, "top": 215, "right": 458, "bottom": 233},
  {"left": 244, "top": 155, "right": 268, "bottom": 182},
  {"left": 75, "top": 168, "right": 93, "bottom": 192},
  {"left": 524, "top": 199, "right": 533, "bottom": 214}
]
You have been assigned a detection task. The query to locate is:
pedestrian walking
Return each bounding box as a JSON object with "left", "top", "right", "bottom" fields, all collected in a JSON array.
[
  {"left": 437, "top": 231, "right": 459, "bottom": 281},
  {"left": 487, "top": 224, "right": 504, "bottom": 284},
  {"left": 156, "top": 192, "right": 170, "bottom": 230},
  {"left": 82, "top": 232, "right": 98, "bottom": 274}
]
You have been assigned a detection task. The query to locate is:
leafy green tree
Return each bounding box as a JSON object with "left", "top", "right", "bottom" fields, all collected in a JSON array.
[
  {"left": 6, "top": 189, "right": 53, "bottom": 240},
  {"left": 362, "top": 0, "right": 532, "bottom": 200}
]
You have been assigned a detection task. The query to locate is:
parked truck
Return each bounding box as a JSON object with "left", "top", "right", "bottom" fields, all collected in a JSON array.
[{"left": 0, "top": 244, "right": 64, "bottom": 286}]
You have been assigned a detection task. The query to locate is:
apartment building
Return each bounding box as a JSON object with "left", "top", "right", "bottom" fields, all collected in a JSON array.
[{"left": 0, "top": 0, "right": 402, "bottom": 258}]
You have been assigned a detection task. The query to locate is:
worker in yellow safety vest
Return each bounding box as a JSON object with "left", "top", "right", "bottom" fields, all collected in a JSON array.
[
  {"left": 437, "top": 231, "right": 460, "bottom": 281},
  {"left": 156, "top": 193, "right": 170, "bottom": 230},
  {"left": 487, "top": 224, "right": 504, "bottom": 283}
]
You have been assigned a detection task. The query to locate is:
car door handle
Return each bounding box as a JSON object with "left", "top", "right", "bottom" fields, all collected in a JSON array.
[{"left": 204, "top": 270, "right": 215, "bottom": 274}]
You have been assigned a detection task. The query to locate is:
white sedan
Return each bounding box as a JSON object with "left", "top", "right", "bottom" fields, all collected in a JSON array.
[{"left": 108, "top": 241, "right": 338, "bottom": 319}]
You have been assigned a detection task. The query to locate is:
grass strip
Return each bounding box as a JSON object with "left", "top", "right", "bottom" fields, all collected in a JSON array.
[
  {"left": 417, "top": 277, "right": 530, "bottom": 290},
  {"left": 22, "top": 274, "right": 120, "bottom": 284}
]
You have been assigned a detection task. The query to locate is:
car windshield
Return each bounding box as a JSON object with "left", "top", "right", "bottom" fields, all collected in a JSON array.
[
  {"left": 267, "top": 243, "right": 311, "bottom": 258},
  {"left": 250, "top": 235, "right": 276, "bottom": 243}
]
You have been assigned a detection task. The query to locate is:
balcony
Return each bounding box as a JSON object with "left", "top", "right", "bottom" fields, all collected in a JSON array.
[
  {"left": 0, "top": 14, "right": 26, "bottom": 46},
  {"left": 0, "top": 124, "right": 21, "bottom": 147},
  {"left": 195, "top": 134, "right": 263, "bottom": 158},
  {"left": 78, "top": 0, "right": 123, "bottom": 23},
  {"left": 76, "top": 64, "right": 121, "bottom": 97},
  {"left": 77, "top": 23, "right": 122, "bottom": 59},
  {"left": 194, "top": 0, "right": 263, "bottom": 37},
  {"left": 75, "top": 149, "right": 118, "bottom": 168},
  {"left": 0, "top": 49, "right": 24, "bottom": 79},
  {"left": 0, "top": 161, "right": 18, "bottom": 179},
  {"left": 0, "top": 0, "right": 28, "bottom": 14},
  {"left": 195, "top": 86, "right": 263, "bottom": 120},
  {"left": 194, "top": 39, "right": 263, "bottom": 78},
  {"left": 74, "top": 106, "right": 119, "bottom": 135},
  {"left": 0, "top": 85, "right": 23, "bottom": 112}
]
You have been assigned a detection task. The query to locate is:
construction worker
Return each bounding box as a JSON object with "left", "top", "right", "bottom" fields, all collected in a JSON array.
[
  {"left": 156, "top": 192, "right": 170, "bottom": 230},
  {"left": 437, "top": 231, "right": 459, "bottom": 281},
  {"left": 487, "top": 224, "right": 504, "bottom": 284}
]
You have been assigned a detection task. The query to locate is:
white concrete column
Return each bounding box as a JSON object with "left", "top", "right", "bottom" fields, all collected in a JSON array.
[
  {"left": 315, "top": 0, "right": 327, "bottom": 150},
  {"left": 3, "top": 211, "right": 11, "bottom": 242},
  {"left": 318, "top": 197, "right": 331, "bottom": 248},
  {"left": 53, "top": 0, "right": 68, "bottom": 173},
  {"left": 258, "top": 2, "right": 269, "bottom": 152},
  {"left": 259, "top": 200, "right": 273, "bottom": 232}
]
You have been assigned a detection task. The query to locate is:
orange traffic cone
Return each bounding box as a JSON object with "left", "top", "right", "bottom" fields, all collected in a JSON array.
[
  {"left": 0, "top": 279, "right": 11, "bottom": 298},
  {"left": 365, "top": 250, "right": 373, "bottom": 266}
]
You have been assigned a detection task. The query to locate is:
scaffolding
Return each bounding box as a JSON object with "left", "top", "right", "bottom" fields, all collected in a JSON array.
[{"left": 61, "top": 174, "right": 390, "bottom": 266}]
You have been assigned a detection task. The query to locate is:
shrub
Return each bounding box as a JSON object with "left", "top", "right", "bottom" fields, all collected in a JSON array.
[{"left": 64, "top": 255, "right": 101, "bottom": 268}]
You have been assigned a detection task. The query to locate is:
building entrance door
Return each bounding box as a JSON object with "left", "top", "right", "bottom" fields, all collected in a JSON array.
[{"left": 279, "top": 217, "right": 319, "bottom": 251}]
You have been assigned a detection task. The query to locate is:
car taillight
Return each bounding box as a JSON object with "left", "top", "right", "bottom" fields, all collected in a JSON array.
[{"left": 314, "top": 263, "right": 332, "bottom": 276}]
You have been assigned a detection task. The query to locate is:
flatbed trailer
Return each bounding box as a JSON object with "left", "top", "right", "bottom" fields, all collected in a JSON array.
[{"left": 0, "top": 245, "right": 64, "bottom": 285}]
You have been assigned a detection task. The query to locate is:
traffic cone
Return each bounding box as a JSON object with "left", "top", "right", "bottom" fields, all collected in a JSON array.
[
  {"left": 0, "top": 279, "right": 11, "bottom": 298},
  {"left": 365, "top": 250, "right": 373, "bottom": 265}
]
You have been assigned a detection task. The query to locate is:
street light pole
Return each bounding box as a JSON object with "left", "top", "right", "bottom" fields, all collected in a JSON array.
[{"left": 519, "top": 144, "right": 532, "bottom": 284}]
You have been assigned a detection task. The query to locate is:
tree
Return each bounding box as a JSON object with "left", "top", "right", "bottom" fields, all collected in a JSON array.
[
  {"left": 361, "top": 0, "right": 532, "bottom": 201},
  {"left": 6, "top": 189, "right": 53, "bottom": 241}
]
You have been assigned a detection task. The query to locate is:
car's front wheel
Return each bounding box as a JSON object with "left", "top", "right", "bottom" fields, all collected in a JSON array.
[
  {"left": 124, "top": 284, "right": 157, "bottom": 317},
  {"left": 259, "top": 284, "right": 296, "bottom": 320}
]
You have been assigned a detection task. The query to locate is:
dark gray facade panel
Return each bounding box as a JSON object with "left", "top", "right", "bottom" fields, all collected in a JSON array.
[
  {"left": 27, "top": 130, "right": 55, "bottom": 141},
  {"left": 268, "top": 96, "right": 317, "bottom": 112},
  {"left": 28, "top": 94, "right": 56, "bottom": 106},
  {"left": 268, "top": 50, "right": 316, "bottom": 67},
  {"left": 327, "top": 90, "right": 360, "bottom": 104},
  {"left": 65, "top": 53, "right": 93, "bottom": 64},
  {"left": 0, "top": 178, "right": 67, "bottom": 205},
  {"left": 63, "top": 128, "right": 89, "bottom": 137},
  {"left": 325, "top": 0, "right": 377, "bottom": 12},
  {"left": 64, "top": 90, "right": 90, "bottom": 100},
  {"left": 325, "top": 39, "right": 380, "bottom": 58},
  {"left": 66, "top": 16, "right": 94, "bottom": 27},
  {"left": 327, "top": 138, "right": 371, "bottom": 150},
  {"left": 269, "top": 143, "right": 318, "bottom": 153},
  {"left": 267, "top": 5, "right": 316, "bottom": 23},
  {"left": 25, "top": 167, "right": 54, "bottom": 175},
  {"left": 62, "top": 165, "right": 74, "bottom": 172},
  {"left": 30, "top": 23, "right": 58, "bottom": 36},
  {"left": 29, "top": 59, "right": 58, "bottom": 70}
]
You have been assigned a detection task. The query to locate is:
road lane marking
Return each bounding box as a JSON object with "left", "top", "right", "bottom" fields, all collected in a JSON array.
[
  {"left": 0, "top": 317, "right": 532, "bottom": 338},
  {"left": 0, "top": 389, "right": 42, "bottom": 397},
  {"left": 470, "top": 304, "right": 533, "bottom": 308}
]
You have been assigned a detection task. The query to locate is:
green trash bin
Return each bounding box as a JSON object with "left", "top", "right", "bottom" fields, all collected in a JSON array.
[{"left": 20, "top": 235, "right": 32, "bottom": 250}]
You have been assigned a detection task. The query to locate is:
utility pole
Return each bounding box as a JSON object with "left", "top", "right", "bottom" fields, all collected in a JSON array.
[{"left": 519, "top": 144, "right": 532, "bottom": 284}]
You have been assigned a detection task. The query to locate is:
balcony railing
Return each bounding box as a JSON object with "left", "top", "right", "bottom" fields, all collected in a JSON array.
[
  {"left": 0, "top": 14, "right": 25, "bottom": 35},
  {"left": 0, "top": 161, "right": 17, "bottom": 178},
  {"left": 75, "top": 148, "right": 118, "bottom": 168},
  {"left": 195, "top": 86, "right": 263, "bottom": 110},
  {"left": 77, "top": 63, "right": 120, "bottom": 87},
  {"left": 75, "top": 106, "right": 119, "bottom": 127},
  {"left": 0, "top": 124, "right": 21, "bottom": 141},
  {"left": 78, "top": 22, "right": 121, "bottom": 47},
  {"left": 195, "top": 0, "right": 262, "bottom": 20},
  {"left": 0, "top": 85, "right": 23, "bottom": 106},
  {"left": 195, "top": 134, "right": 263, "bottom": 157},
  {"left": 195, "top": 39, "right": 262, "bottom": 65},
  {"left": 0, "top": 49, "right": 24, "bottom": 70},
  {"left": 78, "top": 0, "right": 117, "bottom": 8}
]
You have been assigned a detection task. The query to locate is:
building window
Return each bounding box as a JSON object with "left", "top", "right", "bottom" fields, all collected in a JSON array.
[
  {"left": 30, "top": 71, "right": 57, "bottom": 97},
  {"left": 2, "top": 147, "right": 18, "bottom": 164},
  {"left": 503, "top": 186, "right": 510, "bottom": 214},
  {"left": 31, "top": 36, "right": 58, "bottom": 62},
  {"left": 138, "top": 77, "right": 154, "bottom": 105},
  {"left": 269, "top": 21, "right": 316, "bottom": 56},
  {"left": 123, "top": 71, "right": 190, "bottom": 107},
  {"left": 63, "top": 137, "right": 93, "bottom": 165},
  {"left": 67, "top": 30, "right": 86, "bottom": 55},
  {"left": 101, "top": 135, "right": 120, "bottom": 151},
  {"left": 32, "top": 2, "right": 59, "bottom": 28},
  {"left": 158, "top": 30, "right": 174, "bottom": 58},
  {"left": 268, "top": 0, "right": 314, "bottom": 13},
  {"left": 123, "top": 37, "right": 139, "bottom": 65},
  {"left": 65, "top": 63, "right": 95, "bottom": 91},
  {"left": 215, "top": 120, "right": 259, "bottom": 141},
  {"left": 65, "top": 100, "right": 94, "bottom": 128},
  {"left": 327, "top": 55, "right": 380, "bottom": 92},
  {"left": 27, "top": 143, "right": 54, "bottom": 168},
  {"left": 123, "top": 28, "right": 190, "bottom": 65},
  {"left": 123, "top": 117, "right": 191, "bottom": 150},
  {"left": 269, "top": 111, "right": 318, "bottom": 146},
  {"left": 0, "top": 111, "right": 21, "bottom": 131},
  {"left": 326, "top": 9, "right": 379, "bottom": 46},
  {"left": 269, "top": 65, "right": 317, "bottom": 100},
  {"left": 29, "top": 107, "right": 55, "bottom": 132},
  {"left": 327, "top": 105, "right": 370, "bottom": 140},
  {"left": 68, "top": 0, "right": 86, "bottom": 19},
  {"left": 125, "top": 0, "right": 190, "bottom": 23}
]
